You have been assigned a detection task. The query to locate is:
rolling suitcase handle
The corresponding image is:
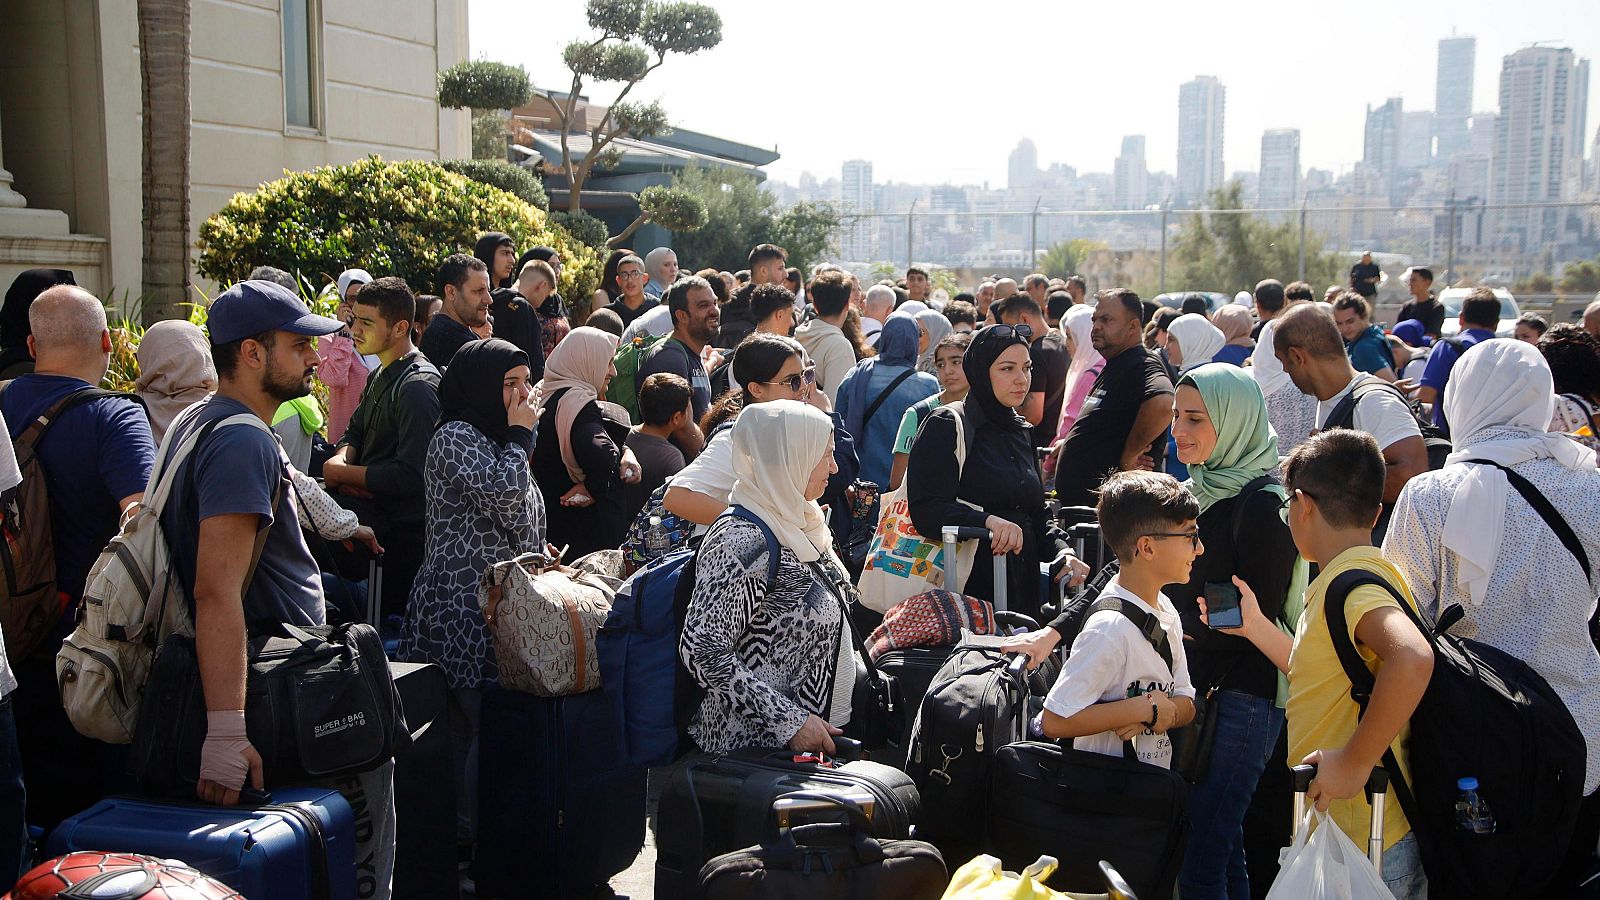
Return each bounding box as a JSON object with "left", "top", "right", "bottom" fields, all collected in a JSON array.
[
  {"left": 941, "top": 525, "right": 1009, "bottom": 613},
  {"left": 1291, "top": 763, "right": 1390, "bottom": 877},
  {"left": 366, "top": 552, "right": 384, "bottom": 627}
]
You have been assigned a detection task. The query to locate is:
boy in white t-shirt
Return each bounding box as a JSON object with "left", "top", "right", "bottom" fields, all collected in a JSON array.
[{"left": 1041, "top": 471, "right": 1199, "bottom": 767}]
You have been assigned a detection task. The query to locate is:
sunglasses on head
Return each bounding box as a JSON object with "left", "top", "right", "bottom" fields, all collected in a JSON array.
[
  {"left": 761, "top": 367, "right": 818, "bottom": 392},
  {"left": 987, "top": 323, "right": 1033, "bottom": 342}
]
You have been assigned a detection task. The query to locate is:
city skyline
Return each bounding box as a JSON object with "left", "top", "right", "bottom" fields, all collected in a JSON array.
[{"left": 469, "top": 0, "right": 1599, "bottom": 188}]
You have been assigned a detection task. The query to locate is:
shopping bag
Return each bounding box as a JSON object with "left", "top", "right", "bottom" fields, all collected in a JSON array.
[
  {"left": 940, "top": 855, "right": 1066, "bottom": 900},
  {"left": 1266, "top": 810, "right": 1395, "bottom": 900}
]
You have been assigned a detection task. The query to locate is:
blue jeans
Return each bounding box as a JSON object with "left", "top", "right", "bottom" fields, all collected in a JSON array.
[
  {"left": 0, "top": 694, "right": 26, "bottom": 893},
  {"left": 1179, "top": 689, "right": 1285, "bottom": 900},
  {"left": 1382, "top": 831, "right": 1428, "bottom": 900}
]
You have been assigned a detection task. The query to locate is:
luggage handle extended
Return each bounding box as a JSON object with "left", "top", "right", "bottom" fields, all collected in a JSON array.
[
  {"left": 772, "top": 788, "right": 877, "bottom": 830},
  {"left": 1291, "top": 763, "right": 1390, "bottom": 876},
  {"left": 941, "top": 526, "right": 1010, "bottom": 614}
]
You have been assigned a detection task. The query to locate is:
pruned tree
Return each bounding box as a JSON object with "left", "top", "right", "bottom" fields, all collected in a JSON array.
[
  {"left": 544, "top": 0, "right": 722, "bottom": 245},
  {"left": 438, "top": 60, "right": 533, "bottom": 160}
]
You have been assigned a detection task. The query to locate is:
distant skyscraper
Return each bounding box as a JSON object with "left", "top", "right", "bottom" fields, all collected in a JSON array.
[
  {"left": 1258, "top": 129, "right": 1301, "bottom": 210},
  {"left": 1008, "top": 139, "right": 1039, "bottom": 191},
  {"left": 1363, "top": 97, "right": 1404, "bottom": 200},
  {"left": 1401, "top": 111, "right": 1435, "bottom": 169},
  {"left": 840, "top": 159, "right": 874, "bottom": 260},
  {"left": 1436, "top": 35, "right": 1476, "bottom": 161},
  {"left": 1177, "top": 76, "right": 1226, "bottom": 204},
  {"left": 1492, "top": 46, "right": 1591, "bottom": 249},
  {"left": 1113, "top": 135, "right": 1148, "bottom": 210}
]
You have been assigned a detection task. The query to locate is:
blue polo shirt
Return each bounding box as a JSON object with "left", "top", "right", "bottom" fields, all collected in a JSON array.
[
  {"left": 1421, "top": 328, "right": 1496, "bottom": 433},
  {"left": 1346, "top": 324, "right": 1394, "bottom": 376}
]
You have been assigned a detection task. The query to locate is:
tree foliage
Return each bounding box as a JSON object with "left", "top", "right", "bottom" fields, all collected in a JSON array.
[
  {"left": 437, "top": 60, "right": 532, "bottom": 111},
  {"left": 196, "top": 156, "right": 599, "bottom": 301},
  {"left": 551, "top": 210, "right": 611, "bottom": 251},
  {"left": 1169, "top": 182, "right": 1343, "bottom": 295},
  {"left": 1038, "top": 239, "right": 1106, "bottom": 280},
  {"left": 1559, "top": 258, "right": 1600, "bottom": 295},
  {"left": 439, "top": 159, "right": 549, "bottom": 210},
  {"left": 471, "top": 109, "right": 507, "bottom": 160},
  {"left": 665, "top": 165, "right": 841, "bottom": 273},
  {"left": 767, "top": 201, "right": 842, "bottom": 275}
]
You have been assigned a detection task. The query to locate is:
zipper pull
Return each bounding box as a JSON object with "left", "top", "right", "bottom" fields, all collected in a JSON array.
[{"left": 975, "top": 724, "right": 985, "bottom": 752}]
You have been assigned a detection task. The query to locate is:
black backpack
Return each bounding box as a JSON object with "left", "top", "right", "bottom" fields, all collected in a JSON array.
[
  {"left": 1325, "top": 465, "right": 1590, "bottom": 900},
  {"left": 1322, "top": 374, "right": 1452, "bottom": 470}
]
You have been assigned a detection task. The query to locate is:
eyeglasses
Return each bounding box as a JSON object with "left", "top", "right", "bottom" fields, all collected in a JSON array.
[
  {"left": 987, "top": 323, "right": 1034, "bottom": 342},
  {"left": 1279, "top": 489, "right": 1315, "bottom": 524},
  {"left": 761, "top": 367, "right": 818, "bottom": 392},
  {"left": 1144, "top": 530, "right": 1202, "bottom": 550},
  {"left": 617, "top": 269, "right": 645, "bottom": 280}
]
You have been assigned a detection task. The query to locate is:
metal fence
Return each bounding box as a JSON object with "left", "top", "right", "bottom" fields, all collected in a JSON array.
[{"left": 832, "top": 199, "right": 1600, "bottom": 300}]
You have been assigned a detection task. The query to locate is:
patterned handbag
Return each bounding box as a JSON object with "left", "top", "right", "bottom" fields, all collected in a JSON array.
[
  {"left": 864, "top": 589, "right": 995, "bottom": 662},
  {"left": 479, "top": 553, "right": 620, "bottom": 697}
]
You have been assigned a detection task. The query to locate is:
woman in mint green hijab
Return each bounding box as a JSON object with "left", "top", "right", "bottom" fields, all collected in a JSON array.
[{"left": 1168, "top": 362, "right": 1304, "bottom": 900}]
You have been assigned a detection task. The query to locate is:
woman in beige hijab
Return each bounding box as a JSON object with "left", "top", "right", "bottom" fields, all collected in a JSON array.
[{"left": 135, "top": 321, "right": 216, "bottom": 443}]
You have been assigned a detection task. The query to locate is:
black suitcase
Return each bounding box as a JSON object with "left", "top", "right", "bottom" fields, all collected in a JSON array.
[
  {"left": 986, "top": 739, "right": 1188, "bottom": 900},
  {"left": 697, "top": 791, "right": 947, "bottom": 900},
  {"left": 874, "top": 646, "right": 955, "bottom": 769},
  {"left": 654, "top": 747, "right": 920, "bottom": 900},
  {"left": 474, "top": 685, "right": 646, "bottom": 899},
  {"left": 389, "top": 662, "right": 457, "bottom": 900}
]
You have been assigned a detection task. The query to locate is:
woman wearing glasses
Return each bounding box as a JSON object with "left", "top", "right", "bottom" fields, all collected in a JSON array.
[{"left": 906, "top": 324, "right": 1074, "bottom": 619}]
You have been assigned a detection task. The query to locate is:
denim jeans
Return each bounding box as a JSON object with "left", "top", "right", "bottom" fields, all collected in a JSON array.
[
  {"left": 1179, "top": 689, "right": 1286, "bottom": 900},
  {"left": 0, "top": 694, "right": 26, "bottom": 893},
  {"left": 1382, "top": 831, "right": 1428, "bottom": 900}
]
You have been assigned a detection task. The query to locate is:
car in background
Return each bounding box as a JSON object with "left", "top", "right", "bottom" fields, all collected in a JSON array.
[
  {"left": 1152, "top": 291, "right": 1238, "bottom": 315},
  {"left": 1438, "top": 287, "right": 1520, "bottom": 338}
]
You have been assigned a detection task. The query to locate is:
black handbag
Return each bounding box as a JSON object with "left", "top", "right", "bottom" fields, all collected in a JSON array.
[{"left": 132, "top": 621, "right": 409, "bottom": 794}]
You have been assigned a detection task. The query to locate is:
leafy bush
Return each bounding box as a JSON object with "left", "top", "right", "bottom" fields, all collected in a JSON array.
[
  {"left": 550, "top": 210, "right": 611, "bottom": 251},
  {"left": 437, "top": 60, "right": 532, "bottom": 110},
  {"left": 639, "top": 184, "right": 707, "bottom": 232},
  {"left": 196, "top": 156, "right": 599, "bottom": 301},
  {"left": 439, "top": 158, "right": 549, "bottom": 210}
]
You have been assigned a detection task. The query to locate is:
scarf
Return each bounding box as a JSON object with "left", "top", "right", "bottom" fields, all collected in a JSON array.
[
  {"left": 1178, "top": 363, "right": 1281, "bottom": 513},
  {"left": 1392, "top": 319, "right": 1432, "bottom": 348},
  {"left": 0, "top": 269, "right": 76, "bottom": 373},
  {"left": 1440, "top": 339, "right": 1596, "bottom": 606},
  {"left": 135, "top": 320, "right": 217, "bottom": 444},
  {"left": 1055, "top": 305, "right": 1104, "bottom": 440},
  {"left": 914, "top": 308, "right": 952, "bottom": 374},
  {"left": 1168, "top": 313, "right": 1226, "bottom": 375},
  {"left": 1250, "top": 319, "right": 1294, "bottom": 398},
  {"left": 1213, "top": 304, "right": 1254, "bottom": 348},
  {"left": 336, "top": 268, "right": 372, "bottom": 299},
  {"left": 439, "top": 338, "right": 529, "bottom": 447},
  {"left": 728, "top": 399, "right": 837, "bottom": 563},
  {"left": 962, "top": 322, "right": 1032, "bottom": 433},
  {"left": 842, "top": 313, "right": 921, "bottom": 441},
  {"left": 536, "top": 326, "right": 618, "bottom": 483}
]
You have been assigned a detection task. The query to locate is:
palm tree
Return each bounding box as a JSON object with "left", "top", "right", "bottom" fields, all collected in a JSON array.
[{"left": 138, "top": 0, "right": 191, "bottom": 325}]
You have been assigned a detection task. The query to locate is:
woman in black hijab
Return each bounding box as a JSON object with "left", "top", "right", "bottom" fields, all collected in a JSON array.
[
  {"left": 906, "top": 324, "right": 1070, "bottom": 618},
  {"left": 1, "top": 269, "right": 75, "bottom": 379}
]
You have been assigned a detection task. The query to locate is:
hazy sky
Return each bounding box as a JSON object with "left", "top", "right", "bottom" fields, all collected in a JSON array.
[{"left": 468, "top": 0, "right": 1600, "bottom": 190}]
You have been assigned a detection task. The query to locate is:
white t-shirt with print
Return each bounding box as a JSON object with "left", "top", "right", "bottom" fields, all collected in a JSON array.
[
  {"left": 1316, "top": 374, "right": 1421, "bottom": 452},
  {"left": 1043, "top": 580, "right": 1196, "bottom": 768}
]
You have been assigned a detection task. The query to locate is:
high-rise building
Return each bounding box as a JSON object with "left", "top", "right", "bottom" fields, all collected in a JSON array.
[
  {"left": 1008, "top": 139, "right": 1038, "bottom": 191},
  {"left": 840, "top": 159, "right": 874, "bottom": 261},
  {"left": 1363, "top": 97, "right": 1404, "bottom": 200},
  {"left": 1113, "top": 135, "right": 1148, "bottom": 210},
  {"left": 1491, "top": 46, "right": 1591, "bottom": 250},
  {"left": 1177, "top": 76, "right": 1226, "bottom": 204},
  {"left": 1401, "top": 111, "right": 1436, "bottom": 169},
  {"left": 1258, "top": 128, "right": 1301, "bottom": 210},
  {"left": 1436, "top": 35, "right": 1476, "bottom": 161}
]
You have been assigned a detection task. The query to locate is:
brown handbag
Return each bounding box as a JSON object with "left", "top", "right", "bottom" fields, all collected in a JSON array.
[{"left": 479, "top": 553, "right": 619, "bottom": 696}]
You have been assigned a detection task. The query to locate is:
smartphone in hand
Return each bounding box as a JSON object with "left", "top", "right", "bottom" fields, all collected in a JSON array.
[{"left": 1204, "top": 581, "right": 1243, "bottom": 629}]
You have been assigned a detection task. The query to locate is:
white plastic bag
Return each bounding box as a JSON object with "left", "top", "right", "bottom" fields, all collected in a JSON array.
[{"left": 1266, "top": 809, "right": 1395, "bottom": 900}]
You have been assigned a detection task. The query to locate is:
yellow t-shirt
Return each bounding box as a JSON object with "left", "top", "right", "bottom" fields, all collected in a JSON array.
[{"left": 1287, "top": 546, "right": 1415, "bottom": 852}]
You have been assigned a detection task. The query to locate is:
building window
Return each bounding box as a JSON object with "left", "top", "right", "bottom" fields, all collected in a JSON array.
[{"left": 282, "top": 0, "right": 321, "bottom": 130}]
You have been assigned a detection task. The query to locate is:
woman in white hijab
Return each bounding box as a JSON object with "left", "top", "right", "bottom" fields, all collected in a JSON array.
[
  {"left": 678, "top": 399, "right": 857, "bottom": 757},
  {"left": 914, "top": 307, "right": 953, "bottom": 375},
  {"left": 1384, "top": 339, "right": 1600, "bottom": 857},
  {"left": 1166, "top": 313, "right": 1226, "bottom": 375},
  {"left": 1251, "top": 318, "right": 1318, "bottom": 461},
  {"left": 135, "top": 320, "right": 216, "bottom": 444}
]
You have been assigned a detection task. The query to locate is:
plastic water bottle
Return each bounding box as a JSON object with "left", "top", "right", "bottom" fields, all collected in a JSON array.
[
  {"left": 645, "top": 515, "right": 670, "bottom": 554},
  {"left": 1454, "top": 777, "right": 1497, "bottom": 833}
]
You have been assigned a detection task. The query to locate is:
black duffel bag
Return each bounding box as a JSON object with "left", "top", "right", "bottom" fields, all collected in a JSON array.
[{"left": 131, "top": 621, "right": 409, "bottom": 793}]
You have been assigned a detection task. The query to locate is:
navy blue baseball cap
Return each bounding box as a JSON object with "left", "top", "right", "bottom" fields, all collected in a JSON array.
[{"left": 207, "top": 279, "right": 345, "bottom": 345}]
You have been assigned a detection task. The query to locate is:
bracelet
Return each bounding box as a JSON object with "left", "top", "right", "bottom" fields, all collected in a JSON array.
[{"left": 1144, "top": 700, "right": 1160, "bottom": 730}]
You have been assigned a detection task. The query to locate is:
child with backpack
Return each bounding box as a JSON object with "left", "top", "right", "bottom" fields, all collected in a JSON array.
[
  {"left": 1038, "top": 471, "right": 1197, "bottom": 767},
  {"left": 1206, "top": 429, "right": 1434, "bottom": 900}
]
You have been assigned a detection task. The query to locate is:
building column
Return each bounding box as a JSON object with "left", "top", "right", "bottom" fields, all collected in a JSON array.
[{"left": 0, "top": 98, "right": 27, "bottom": 209}]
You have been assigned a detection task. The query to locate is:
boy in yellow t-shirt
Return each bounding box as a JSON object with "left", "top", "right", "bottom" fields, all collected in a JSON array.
[{"left": 1202, "top": 430, "right": 1434, "bottom": 900}]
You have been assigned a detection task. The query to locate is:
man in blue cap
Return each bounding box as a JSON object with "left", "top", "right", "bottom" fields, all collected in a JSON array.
[{"left": 157, "top": 280, "right": 396, "bottom": 892}]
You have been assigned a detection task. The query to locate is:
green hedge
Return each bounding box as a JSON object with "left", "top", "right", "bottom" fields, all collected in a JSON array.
[
  {"left": 439, "top": 158, "right": 549, "bottom": 210},
  {"left": 196, "top": 156, "right": 599, "bottom": 301}
]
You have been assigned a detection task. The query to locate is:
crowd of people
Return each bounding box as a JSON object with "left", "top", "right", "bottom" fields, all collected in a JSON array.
[{"left": 2, "top": 235, "right": 1600, "bottom": 899}]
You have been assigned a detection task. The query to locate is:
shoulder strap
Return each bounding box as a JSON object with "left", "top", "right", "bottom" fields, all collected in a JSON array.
[
  {"left": 1089, "top": 596, "right": 1172, "bottom": 669},
  {"left": 1465, "top": 459, "right": 1591, "bottom": 582},
  {"left": 11, "top": 386, "right": 137, "bottom": 453},
  {"left": 862, "top": 369, "right": 916, "bottom": 427},
  {"left": 725, "top": 504, "right": 783, "bottom": 585},
  {"left": 1323, "top": 376, "right": 1401, "bottom": 433},
  {"left": 1229, "top": 474, "right": 1278, "bottom": 547},
  {"left": 946, "top": 401, "right": 975, "bottom": 476}
]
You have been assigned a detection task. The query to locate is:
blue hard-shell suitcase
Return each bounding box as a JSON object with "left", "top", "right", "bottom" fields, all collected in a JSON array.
[
  {"left": 45, "top": 787, "right": 357, "bottom": 900},
  {"left": 474, "top": 685, "right": 647, "bottom": 900}
]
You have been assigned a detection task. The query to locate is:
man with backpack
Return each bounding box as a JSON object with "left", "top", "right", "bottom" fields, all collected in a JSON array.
[
  {"left": 161, "top": 280, "right": 395, "bottom": 892},
  {"left": 636, "top": 276, "right": 718, "bottom": 456},
  {"left": 0, "top": 284, "right": 155, "bottom": 829}
]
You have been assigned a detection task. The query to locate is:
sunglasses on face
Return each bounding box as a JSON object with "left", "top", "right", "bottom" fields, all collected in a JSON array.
[{"left": 761, "top": 367, "right": 818, "bottom": 392}]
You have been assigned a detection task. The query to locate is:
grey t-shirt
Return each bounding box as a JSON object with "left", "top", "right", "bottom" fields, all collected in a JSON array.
[
  {"left": 160, "top": 396, "right": 325, "bottom": 630},
  {"left": 623, "top": 427, "right": 686, "bottom": 521}
]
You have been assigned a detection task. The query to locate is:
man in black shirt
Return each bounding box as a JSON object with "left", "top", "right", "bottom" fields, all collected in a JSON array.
[
  {"left": 604, "top": 254, "right": 658, "bottom": 328},
  {"left": 1054, "top": 288, "right": 1175, "bottom": 508},
  {"left": 1397, "top": 266, "right": 1445, "bottom": 338},
  {"left": 419, "top": 253, "right": 490, "bottom": 368},
  {"left": 995, "top": 293, "right": 1068, "bottom": 452},
  {"left": 487, "top": 258, "right": 548, "bottom": 379},
  {"left": 1349, "top": 251, "right": 1381, "bottom": 299}
]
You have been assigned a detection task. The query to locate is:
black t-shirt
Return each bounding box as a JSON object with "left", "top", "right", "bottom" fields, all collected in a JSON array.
[
  {"left": 1056, "top": 345, "right": 1173, "bottom": 507},
  {"left": 606, "top": 296, "right": 659, "bottom": 329},
  {"left": 1398, "top": 297, "right": 1447, "bottom": 338},
  {"left": 1350, "top": 262, "right": 1381, "bottom": 297},
  {"left": 419, "top": 314, "right": 477, "bottom": 369},
  {"left": 1029, "top": 331, "right": 1069, "bottom": 451},
  {"left": 489, "top": 288, "right": 546, "bottom": 380}
]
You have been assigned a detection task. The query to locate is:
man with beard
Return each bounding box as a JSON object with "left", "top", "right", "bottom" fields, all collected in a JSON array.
[
  {"left": 160, "top": 279, "right": 396, "bottom": 890},
  {"left": 637, "top": 276, "right": 719, "bottom": 458},
  {"left": 322, "top": 277, "right": 440, "bottom": 618},
  {"left": 419, "top": 254, "right": 491, "bottom": 368}
]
